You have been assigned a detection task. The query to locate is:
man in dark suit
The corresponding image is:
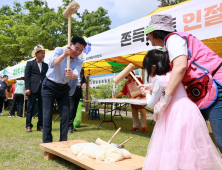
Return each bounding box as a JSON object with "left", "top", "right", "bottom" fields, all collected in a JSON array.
[
  {"left": 68, "top": 68, "right": 86, "bottom": 134},
  {"left": 25, "top": 45, "right": 48, "bottom": 133}
]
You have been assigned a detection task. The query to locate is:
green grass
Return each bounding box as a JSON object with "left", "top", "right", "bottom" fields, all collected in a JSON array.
[{"left": 0, "top": 110, "right": 155, "bottom": 170}]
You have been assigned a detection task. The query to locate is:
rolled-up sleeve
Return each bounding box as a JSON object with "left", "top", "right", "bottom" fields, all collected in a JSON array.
[
  {"left": 48, "top": 47, "right": 63, "bottom": 68},
  {"left": 72, "top": 59, "right": 83, "bottom": 78},
  {"left": 146, "top": 79, "right": 164, "bottom": 108}
]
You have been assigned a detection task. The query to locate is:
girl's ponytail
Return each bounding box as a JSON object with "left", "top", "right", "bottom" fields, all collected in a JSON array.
[{"left": 143, "top": 49, "right": 170, "bottom": 82}]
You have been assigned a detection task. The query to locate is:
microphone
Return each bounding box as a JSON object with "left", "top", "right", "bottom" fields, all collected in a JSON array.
[{"left": 146, "top": 42, "right": 149, "bottom": 46}]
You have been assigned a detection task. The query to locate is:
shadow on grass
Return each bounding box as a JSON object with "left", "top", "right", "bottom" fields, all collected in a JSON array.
[
  {"left": 54, "top": 158, "right": 85, "bottom": 170},
  {"left": 53, "top": 111, "right": 154, "bottom": 139}
]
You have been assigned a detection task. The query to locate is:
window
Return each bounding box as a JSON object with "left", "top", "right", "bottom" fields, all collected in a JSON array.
[
  {"left": 102, "top": 80, "right": 104, "bottom": 83},
  {"left": 105, "top": 79, "right": 107, "bottom": 83},
  {"left": 108, "top": 79, "right": 110, "bottom": 82},
  {"left": 99, "top": 80, "right": 101, "bottom": 83},
  {"left": 135, "top": 70, "right": 139, "bottom": 75}
]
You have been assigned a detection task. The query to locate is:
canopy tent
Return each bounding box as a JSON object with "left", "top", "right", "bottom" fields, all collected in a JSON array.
[
  {"left": 81, "top": 0, "right": 222, "bottom": 76},
  {"left": 0, "top": 50, "right": 52, "bottom": 85},
  {"left": 2, "top": 0, "right": 222, "bottom": 82}
]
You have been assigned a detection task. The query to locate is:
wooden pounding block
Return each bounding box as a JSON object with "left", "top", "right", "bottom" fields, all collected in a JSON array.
[
  {"left": 39, "top": 140, "right": 145, "bottom": 170},
  {"left": 44, "top": 151, "right": 58, "bottom": 160}
]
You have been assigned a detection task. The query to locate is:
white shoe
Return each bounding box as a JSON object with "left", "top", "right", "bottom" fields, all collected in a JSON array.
[
  {"left": 11, "top": 115, "right": 15, "bottom": 117},
  {"left": 8, "top": 115, "right": 12, "bottom": 117},
  {"left": 0, "top": 113, "right": 3, "bottom": 116}
]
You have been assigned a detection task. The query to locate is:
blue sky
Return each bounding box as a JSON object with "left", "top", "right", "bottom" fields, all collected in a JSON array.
[{"left": 0, "top": 0, "right": 160, "bottom": 28}]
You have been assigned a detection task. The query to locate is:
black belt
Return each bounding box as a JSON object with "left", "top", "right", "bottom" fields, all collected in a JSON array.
[
  {"left": 212, "top": 62, "right": 222, "bottom": 77},
  {"left": 47, "top": 78, "right": 67, "bottom": 87}
]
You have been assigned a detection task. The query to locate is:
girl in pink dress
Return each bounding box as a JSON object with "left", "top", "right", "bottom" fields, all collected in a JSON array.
[{"left": 139, "top": 49, "right": 222, "bottom": 170}]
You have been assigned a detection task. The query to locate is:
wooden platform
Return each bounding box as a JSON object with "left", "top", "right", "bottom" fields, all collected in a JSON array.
[{"left": 39, "top": 140, "right": 145, "bottom": 170}]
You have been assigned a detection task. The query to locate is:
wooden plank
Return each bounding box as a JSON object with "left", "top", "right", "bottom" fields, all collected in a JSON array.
[
  {"left": 40, "top": 140, "right": 145, "bottom": 170},
  {"left": 105, "top": 98, "right": 146, "bottom": 100},
  {"left": 44, "top": 151, "right": 58, "bottom": 160}
]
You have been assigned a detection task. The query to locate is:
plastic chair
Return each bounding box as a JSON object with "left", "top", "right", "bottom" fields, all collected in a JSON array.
[{"left": 89, "top": 108, "right": 100, "bottom": 120}]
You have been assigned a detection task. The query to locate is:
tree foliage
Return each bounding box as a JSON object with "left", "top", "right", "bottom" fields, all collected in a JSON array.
[
  {"left": 158, "top": 0, "right": 187, "bottom": 7},
  {"left": 0, "top": 0, "right": 111, "bottom": 70}
]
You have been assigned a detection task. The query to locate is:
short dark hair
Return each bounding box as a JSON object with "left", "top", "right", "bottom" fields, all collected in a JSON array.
[
  {"left": 71, "top": 36, "right": 87, "bottom": 47},
  {"left": 17, "top": 77, "right": 24, "bottom": 80},
  {"left": 143, "top": 49, "right": 170, "bottom": 82},
  {"left": 2, "top": 75, "right": 8, "bottom": 78},
  {"left": 125, "top": 70, "right": 135, "bottom": 79},
  {"left": 152, "top": 30, "right": 174, "bottom": 40}
]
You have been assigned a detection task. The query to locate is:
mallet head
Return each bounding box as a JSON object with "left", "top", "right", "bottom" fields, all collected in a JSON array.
[
  {"left": 63, "top": 1, "right": 79, "bottom": 18},
  {"left": 113, "top": 63, "right": 135, "bottom": 85}
]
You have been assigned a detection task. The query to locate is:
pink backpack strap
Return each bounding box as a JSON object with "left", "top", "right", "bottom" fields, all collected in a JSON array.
[
  {"left": 164, "top": 32, "right": 192, "bottom": 59},
  {"left": 164, "top": 33, "right": 177, "bottom": 52}
]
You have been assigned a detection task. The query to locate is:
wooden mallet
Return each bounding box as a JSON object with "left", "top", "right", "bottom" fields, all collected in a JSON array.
[
  {"left": 95, "top": 127, "right": 121, "bottom": 146},
  {"left": 63, "top": 1, "right": 79, "bottom": 68},
  {"left": 113, "top": 63, "right": 141, "bottom": 85},
  {"left": 117, "top": 137, "right": 133, "bottom": 148}
]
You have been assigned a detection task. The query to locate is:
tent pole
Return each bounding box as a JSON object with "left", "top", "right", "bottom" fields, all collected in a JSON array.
[
  {"left": 85, "top": 76, "right": 90, "bottom": 113},
  {"left": 142, "top": 69, "right": 145, "bottom": 83}
]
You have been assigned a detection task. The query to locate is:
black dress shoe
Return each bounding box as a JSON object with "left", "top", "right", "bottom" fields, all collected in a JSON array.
[
  {"left": 37, "top": 126, "right": 43, "bottom": 132},
  {"left": 73, "top": 128, "right": 78, "bottom": 131},
  {"left": 68, "top": 129, "right": 73, "bottom": 134}
]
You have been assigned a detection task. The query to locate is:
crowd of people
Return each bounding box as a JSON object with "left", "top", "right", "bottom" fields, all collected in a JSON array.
[{"left": 0, "top": 13, "right": 222, "bottom": 169}]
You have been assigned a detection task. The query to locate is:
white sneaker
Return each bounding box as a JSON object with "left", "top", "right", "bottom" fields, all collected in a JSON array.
[
  {"left": 11, "top": 115, "right": 15, "bottom": 117},
  {"left": 0, "top": 113, "right": 3, "bottom": 116},
  {"left": 8, "top": 115, "right": 12, "bottom": 117}
]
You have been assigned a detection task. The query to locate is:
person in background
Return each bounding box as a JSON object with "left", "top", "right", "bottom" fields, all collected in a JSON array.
[
  {"left": 41, "top": 36, "right": 87, "bottom": 143},
  {"left": 113, "top": 72, "right": 147, "bottom": 133},
  {"left": 25, "top": 45, "right": 48, "bottom": 132},
  {"left": 0, "top": 75, "right": 8, "bottom": 116},
  {"left": 8, "top": 78, "right": 25, "bottom": 118},
  {"left": 11, "top": 83, "right": 16, "bottom": 100},
  {"left": 9, "top": 83, "right": 18, "bottom": 117},
  {"left": 68, "top": 68, "right": 86, "bottom": 134}
]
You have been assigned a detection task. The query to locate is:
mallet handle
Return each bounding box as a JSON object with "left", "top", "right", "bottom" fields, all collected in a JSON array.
[
  {"left": 117, "top": 137, "right": 133, "bottom": 148},
  {"left": 108, "top": 127, "right": 121, "bottom": 144},
  {"left": 129, "top": 72, "right": 141, "bottom": 85},
  {"left": 67, "top": 15, "right": 71, "bottom": 69}
]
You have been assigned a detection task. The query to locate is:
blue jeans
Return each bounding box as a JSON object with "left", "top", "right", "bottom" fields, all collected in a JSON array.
[{"left": 201, "top": 82, "right": 222, "bottom": 153}]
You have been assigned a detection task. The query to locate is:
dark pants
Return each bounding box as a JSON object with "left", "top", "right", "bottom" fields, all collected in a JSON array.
[
  {"left": 201, "top": 82, "right": 222, "bottom": 153},
  {"left": 10, "top": 94, "right": 24, "bottom": 116},
  {"left": 0, "top": 96, "right": 4, "bottom": 113},
  {"left": 26, "top": 86, "right": 42, "bottom": 128},
  {"left": 69, "top": 87, "right": 81, "bottom": 130},
  {"left": 42, "top": 78, "right": 70, "bottom": 143}
]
